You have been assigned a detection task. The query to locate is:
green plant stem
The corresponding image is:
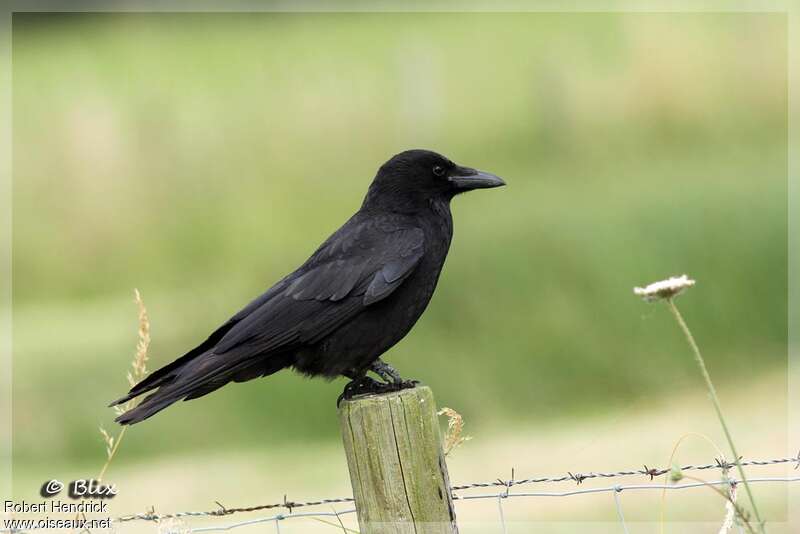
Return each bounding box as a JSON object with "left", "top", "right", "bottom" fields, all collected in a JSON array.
[{"left": 665, "top": 298, "right": 764, "bottom": 532}]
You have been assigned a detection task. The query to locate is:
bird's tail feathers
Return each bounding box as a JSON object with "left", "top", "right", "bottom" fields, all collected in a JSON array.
[
  {"left": 113, "top": 352, "right": 293, "bottom": 425},
  {"left": 113, "top": 353, "right": 230, "bottom": 425}
]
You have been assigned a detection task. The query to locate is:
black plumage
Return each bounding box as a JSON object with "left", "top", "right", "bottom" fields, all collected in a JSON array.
[{"left": 111, "top": 149, "right": 504, "bottom": 424}]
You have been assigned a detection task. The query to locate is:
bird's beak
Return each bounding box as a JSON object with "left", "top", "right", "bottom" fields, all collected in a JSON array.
[{"left": 449, "top": 166, "right": 506, "bottom": 190}]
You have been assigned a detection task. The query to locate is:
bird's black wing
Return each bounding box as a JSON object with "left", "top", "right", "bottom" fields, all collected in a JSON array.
[
  {"left": 213, "top": 220, "right": 424, "bottom": 352},
  {"left": 113, "top": 215, "right": 425, "bottom": 424}
]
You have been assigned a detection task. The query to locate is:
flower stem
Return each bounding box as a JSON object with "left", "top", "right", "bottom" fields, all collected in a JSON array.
[{"left": 665, "top": 298, "right": 764, "bottom": 532}]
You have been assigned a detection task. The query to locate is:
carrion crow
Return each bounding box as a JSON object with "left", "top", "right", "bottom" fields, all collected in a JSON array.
[{"left": 111, "top": 149, "right": 504, "bottom": 424}]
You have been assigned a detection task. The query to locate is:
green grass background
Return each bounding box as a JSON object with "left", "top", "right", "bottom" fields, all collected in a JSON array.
[{"left": 11, "top": 12, "right": 787, "bottom": 477}]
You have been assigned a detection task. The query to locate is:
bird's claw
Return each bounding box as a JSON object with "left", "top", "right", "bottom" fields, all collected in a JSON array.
[
  {"left": 396, "top": 379, "right": 420, "bottom": 389},
  {"left": 337, "top": 376, "right": 380, "bottom": 407},
  {"left": 337, "top": 376, "right": 420, "bottom": 407}
]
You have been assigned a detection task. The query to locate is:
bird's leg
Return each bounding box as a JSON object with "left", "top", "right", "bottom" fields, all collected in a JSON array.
[{"left": 368, "top": 359, "right": 419, "bottom": 389}]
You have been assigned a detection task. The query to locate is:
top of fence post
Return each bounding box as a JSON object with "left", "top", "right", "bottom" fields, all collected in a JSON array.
[{"left": 338, "top": 385, "right": 458, "bottom": 534}]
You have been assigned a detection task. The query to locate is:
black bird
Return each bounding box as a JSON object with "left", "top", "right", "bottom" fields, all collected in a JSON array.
[{"left": 111, "top": 149, "right": 504, "bottom": 424}]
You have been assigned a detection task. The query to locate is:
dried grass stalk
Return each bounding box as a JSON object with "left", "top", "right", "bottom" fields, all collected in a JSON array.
[
  {"left": 438, "top": 407, "right": 471, "bottom": 457},
  {"left": 99, "top": 289, "right": 151, "bottom": 480},
  {"left": 128, "top": 288, "right": 150, "bottom": 387}
]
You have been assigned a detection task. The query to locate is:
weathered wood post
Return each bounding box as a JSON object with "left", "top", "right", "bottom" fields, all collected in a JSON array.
[{"left": 338, "top": 386, "right": 458, "bottom": 534}]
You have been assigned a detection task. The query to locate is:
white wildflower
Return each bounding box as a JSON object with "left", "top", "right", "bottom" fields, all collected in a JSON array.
[{"left": 634, "top": 275, "right": 695, "bottom": 302}]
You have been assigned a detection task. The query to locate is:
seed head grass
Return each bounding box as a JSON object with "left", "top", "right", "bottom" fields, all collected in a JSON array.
[
  {"left": 98, "top": 289, "right": 150, "bottom": 481},
  {"left": 636, "top": 276, "right": 764, "bottom": 533}
]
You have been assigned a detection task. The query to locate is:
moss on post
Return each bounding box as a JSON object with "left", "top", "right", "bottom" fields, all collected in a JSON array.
[{"left": 338, "top": 385, "right": 458, "bottom": 534}]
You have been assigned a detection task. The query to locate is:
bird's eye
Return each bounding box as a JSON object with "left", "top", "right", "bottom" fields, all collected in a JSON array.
[{"left": 432, "top": 165, "right": 445, "bottom": 177}]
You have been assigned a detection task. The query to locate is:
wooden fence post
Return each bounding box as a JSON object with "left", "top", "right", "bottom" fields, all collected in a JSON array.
[{"left": 338, "top": 385, "right": 458, "bottom": 534}]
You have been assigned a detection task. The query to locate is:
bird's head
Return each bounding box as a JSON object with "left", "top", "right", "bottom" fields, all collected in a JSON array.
[{"left": 362, "top": 149, "right": 505, "bottom": 213}]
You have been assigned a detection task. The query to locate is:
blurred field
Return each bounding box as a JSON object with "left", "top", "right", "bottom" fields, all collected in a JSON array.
[{"left": 9, "top": 11, "right": 789, "bottom": 525}]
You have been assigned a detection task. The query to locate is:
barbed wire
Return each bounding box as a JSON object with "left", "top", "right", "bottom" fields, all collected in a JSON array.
[
  {"left": 451, "top": 452, "right": 800, "bottom": 490},
  {"left": 181, "top": 476, "right": 800, "bottom": 534},
  {"left": 110, "top": 452, "right": 799, "bottom": 524},
  {"left": 2, "top": 454, "right": 797, "bottom": 534}
]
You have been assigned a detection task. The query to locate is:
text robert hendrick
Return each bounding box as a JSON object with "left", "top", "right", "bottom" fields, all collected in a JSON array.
[{"left": 4, "top": 499, "right": 109, "bottom": 514}]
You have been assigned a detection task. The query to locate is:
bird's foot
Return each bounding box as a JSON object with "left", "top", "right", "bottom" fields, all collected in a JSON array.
[
  {"left": 392, "top": 379, "right": 420, "bottom": 390},
  {"left": 369, "top": 359, "right": 405, "bottom": 385},
  {"left": 337, "top": 375, "right": 420, "bottom": 406},
  {"left": 369, "top": 359, "right": 419, "bottom": 391},
  {"left": 337, "top": 376, "right": 382, "bottom": 406}
]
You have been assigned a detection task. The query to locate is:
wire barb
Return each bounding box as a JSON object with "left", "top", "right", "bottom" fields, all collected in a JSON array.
[
  {"left": 568, "top": 472, "right": 587, "bottom": 485},
  {"left": 282, "top": 495, "right": 295, "bottom": 514},
  {"left": 643, "top": 465, "right": 659, "bottom": 480},
  {"left": 213, "top": 501, "right": 228, "bottom": 516}
]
